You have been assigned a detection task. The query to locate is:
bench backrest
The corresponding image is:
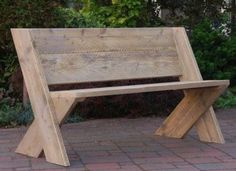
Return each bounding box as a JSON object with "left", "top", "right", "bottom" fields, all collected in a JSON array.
[{"left": 12, "top": 28, "right": 203, "bottom": 86}]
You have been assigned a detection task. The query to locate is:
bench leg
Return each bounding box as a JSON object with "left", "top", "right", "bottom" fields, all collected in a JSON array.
[
  {"left": 15, "top": 97, "right": 83, "bottom": 159},
  {"left": 195, "top": 107, "right": 225, "bottom": 143},
  {"left": 155, "top": 85, "right": 227, "bottom": 139}
]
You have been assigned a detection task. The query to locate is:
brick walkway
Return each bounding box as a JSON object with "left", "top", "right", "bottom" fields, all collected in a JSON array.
[{"left": 0, "top": 108, "right": 236, "bottom": 171}]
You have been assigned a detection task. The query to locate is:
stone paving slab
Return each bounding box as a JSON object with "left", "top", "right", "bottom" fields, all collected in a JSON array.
[{"left": 0, "top": 108, "right": 236, "bottom": 171}]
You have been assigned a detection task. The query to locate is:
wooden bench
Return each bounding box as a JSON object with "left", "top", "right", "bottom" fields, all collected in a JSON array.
[{"left": 11, "top": 28, "right": 229, "bottom": 166}]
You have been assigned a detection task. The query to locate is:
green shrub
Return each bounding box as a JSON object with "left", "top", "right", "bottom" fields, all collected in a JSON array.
[
  {"left": 52, "top": 7, "right": 88, "bottom": 28},
  {"left": 191, "top": 20, "right": 236, "bottom": 84},
  {"left": 65, "top": 106, "right": 84, "bottom": 123},
  {"left": 0, "top": 54, "right": 18, "bottom": 89},
  {"left": 0, "top": 99, "right": 84, "bottom": 127},
  {"left": 0, "top": 0, "right": 61, "bottom": 53},
  {"left": 0, "top": 0, "right": 63, "bottom": 94},
  {"left": 215, "top": 90, "right": 236, "bottom": 109},
  {"left": 191, "top": 20, "right": 236, "bottom": 108},
  {"left": 81, "top": 0, "right": 163, "bottom": 27},
  {"left": 0, "top": 99, "right": 33, "bottom": 127}
]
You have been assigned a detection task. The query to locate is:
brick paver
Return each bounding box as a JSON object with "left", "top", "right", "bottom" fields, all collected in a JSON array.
[{"left": 0, "top": 108, "right": 236, "bottom": 171}]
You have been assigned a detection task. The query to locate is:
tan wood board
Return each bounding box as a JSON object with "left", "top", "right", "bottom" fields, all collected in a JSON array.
[
  {"left": 40, "top": 50, "right": 181, "bottom": 85},
  {"left": 30, "top": 28, "right": 175, "bottom": 54},
  {"left": 156, "top": 85, "right": 227, "bottom": 138},
  {"left": 173, "top": 27, "right": 225, "bottom": 143},
  {"left": 50, "top": 80, "right": 229, "bottom": 98},
  {"left": 11, "top": 29, "right": 69, "bottom": 166}
]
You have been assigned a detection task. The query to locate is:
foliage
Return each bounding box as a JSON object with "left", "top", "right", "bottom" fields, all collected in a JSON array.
[
  {"left": 0, "top": 0, "right": 61, "bottom": 54},
  {"left": 0, "top": 99, "right": 84, "bottom": 127},
  {"left": 0, "top": 55, "right": 18, "bottom": 89},
  {"left": 52, "top": 7, "right": 88, "bottom": 28},
  {"left": 157, "top": 0, "right": 226, "bottom": 29},
  {"left": 81, "top": 0, "right": 163, "bottom": 27},
  {"left": 0, "top": 99, "right": 33, "bottom": 127},
  {"left": 0, "top": 0, "right": 63, "bottom": 96},
  {"left": 215, "top": 90, "right": 236, "bottom": 109},
  {"left": 65, "top": 106, "right": 84, "bottom": 123},
  {"left": 191, "top": 20, "right": 236, "bottom": 83}
]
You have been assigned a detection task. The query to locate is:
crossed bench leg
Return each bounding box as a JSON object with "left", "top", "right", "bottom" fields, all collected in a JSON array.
[
  {"left": 16, "top": 97, "right": 85, "bottom": 159},
  {"left": 15, "top": 85, "right": 226, "bottom": 166},
  {"left": 155, "top": 85, "right": 227, "bottom": 139}
]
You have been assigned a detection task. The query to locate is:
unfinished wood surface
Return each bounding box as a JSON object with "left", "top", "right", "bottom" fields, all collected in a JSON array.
[
  {"left": 11, "top": 29, "right": 69, "bottom": 166},
  {"left": 30, "top": 28, "right": 175, "bottom": 54},
  {"left": 15, "top": 97, "right": 83, "bottom": 158},
  {"left": 173, "top": 27, "right": 225, "bottom": 143},
  {"left": 155, "top": 85, "right": 227, "bottom": 138},
  {"left": 50, "top": 80, "right": 229, "bottom": 99},
  {"left": 29, "top": 28, "right": 180, "bottom": 85},
  {"left": 40, "top": 51, "right": 181, "bottom": 85}
]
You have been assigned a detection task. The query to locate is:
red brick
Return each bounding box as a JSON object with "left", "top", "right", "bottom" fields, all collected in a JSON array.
[
  {"left": 0, "top": 156, "right": 11, "bottom": 161},
  {"left": 185, "top": 157, "right": 220, "bottom": 164},
  {"left": 86, "top": 163, "right": 120, "bottom": 170},
  {"left": 195, "top": 162, "right": 236, "bottom": 170},
  {"left": 127, "top": 152, "right": 159, "bottom": 158},
  {"left": 140, "top": 163, "right": 176, "bottom": 170},
  {"left": 0, "top": 112, "right": 235, "bottom": 171},
  {"left": 133, "top": 156, "right": 184, "bottom": 164},
  {"left": 0, "top": 160, "right": 29, "bottom": 169}
]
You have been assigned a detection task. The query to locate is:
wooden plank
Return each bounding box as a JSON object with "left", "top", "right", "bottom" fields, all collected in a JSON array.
[
  {"left": 11, "top": 29, "right": 69, "bottom": 166},
  {"left": 50, "top": 80, "right": 229, "bottom": 99},
  {"left": 30, "top": 28, "right": 175, "bottom": 54},
  {"left": 155, "top": 85, "right": 227, "bottom": 138},
  {"left": 15, "top": 97, "right": 83, "bottom": 158},
  {"left": 173, "top": 27, "right": 226, "bottom": 143},
  {"left": 40, "top": 50, "right": 181, "bottom": 85},
  {"left": 173, "top": 28, "right": 202, "bottom": 80},
  {"left": 30, "top": 28, "right": 175, "bottom": 39}
]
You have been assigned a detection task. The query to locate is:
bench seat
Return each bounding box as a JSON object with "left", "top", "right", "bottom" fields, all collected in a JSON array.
[{"left": 51, "top": 80, "right": 229, "bottom": 98}]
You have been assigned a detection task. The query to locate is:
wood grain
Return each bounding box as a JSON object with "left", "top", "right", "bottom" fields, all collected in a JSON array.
[
  {"left": 15, "top": 97, "right": 84, "bottom": 158},
  {"left": 11, "top": 29, "right": 69, "bottom": 166},
  {"left": 30, "top": 28, "right": 175, "bottom": 54},
  {"left": 40, "top": 50, "right": 181, "bottom": 85},
  {"left": 155, "top": 85, "right": 227, "bottom": 138},
  {"left": 173, "top": 27, "right": 225, "bottom": 143},
  {"left": 50, "top": 80, "right": 229, "bottom": 99}
]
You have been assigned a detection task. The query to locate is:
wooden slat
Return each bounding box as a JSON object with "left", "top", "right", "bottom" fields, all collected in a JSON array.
[
  {"left": 30, "top": 28, "right": 175, "bottom": 54},
  {"left": 50, "top": 80, "right": 229, "bottom": 99},
  {"left": 40, "top": 50, "right": 181, "bottom": 85},
  {"left": 173, "top": 27, "right": 226, "bottom": 143},
  {"left": 31, "top": 28, "right": 175, "bottom": 38}
]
